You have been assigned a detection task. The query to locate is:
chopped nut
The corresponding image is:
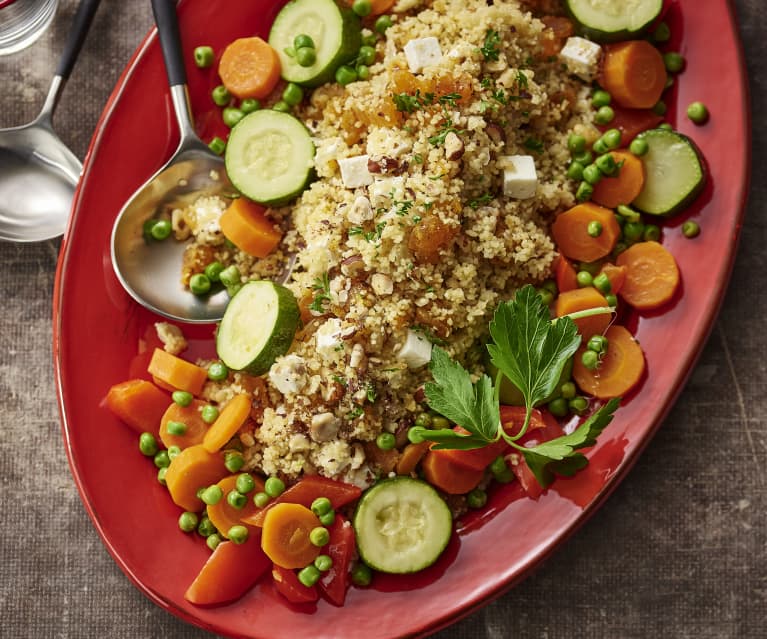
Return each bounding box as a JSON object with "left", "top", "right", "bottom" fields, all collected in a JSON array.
[
  {"left": 348, "top": 195, "right": 374, "bottom": 225},
  {"left": 310, "top": 412, "right": 341, "bottom": 442},
  {"left": 349, "top": 343, "right": 367, "bottom": 371},
  {"left": 444, "top": 131, "right": 465, "bottom": 161},
  {"left": 371, "top": 273, "right": 394, "bottom": 296}
]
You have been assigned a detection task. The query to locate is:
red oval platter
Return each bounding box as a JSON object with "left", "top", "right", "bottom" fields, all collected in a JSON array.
[{"left": 53, "top": 1, "right": 750, "bottom": 637}]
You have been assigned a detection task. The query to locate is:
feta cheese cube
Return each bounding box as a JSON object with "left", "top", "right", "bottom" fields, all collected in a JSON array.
[
  {"left": 338, "top": 155, "right": 373, "bottom": 188},
  {"left": 316, "top": 318, "right": 344, "bottom": 358},
  {"left": 404, "top": 37, "right": 443, "bottom": 74},
  {"left": 559, "top": 36, "right": 602, "bottom": 81},
  {"left": 397, "top": 329, "right": 433, "bottom": 369},
  {"left": 501, "top": 155, "right": 538, "bottom": 199},
  {"left": 268, "top": 354, "right": 308, "bottom": 395}
]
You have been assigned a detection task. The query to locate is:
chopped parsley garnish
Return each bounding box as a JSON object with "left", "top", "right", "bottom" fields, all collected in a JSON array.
[
  {"left": 309, "top": 272, "right": 331, "bottom": 313},
  {"left": 480, "top": 29, "right": 502, "bottom": 62},
  {"left": 366, "top": 382, "right": 378, "bottom": 403},
  {"left": 524, "top": 137, "right": 545, "bottom": 153},
  {"left": 468, "top": 192, "right": 494, "bottom": 209}
]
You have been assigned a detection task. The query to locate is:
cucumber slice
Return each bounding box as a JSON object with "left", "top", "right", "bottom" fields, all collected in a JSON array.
[
  {"left": 216, "top": 280, "right": 301, "bottom": 376},
  {"left": 269, "top": 0, "right": 361, "bottom": 87},
  {"left": 225, "top": 110, "right": 315, "bottom": 206},
  {"left": 632, "top": 129, "right": 706, "bottom": 216},
  {"left": 564, "top": 0, "right": 663, "bottom": 43},
  {"left": 353, "top": 477, "right": 452, "bottom": 574}
]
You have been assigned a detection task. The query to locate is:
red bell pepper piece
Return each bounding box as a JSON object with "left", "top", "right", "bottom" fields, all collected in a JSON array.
[
  {"left": 555, "top": 255, "right": 579, "bottom": 294},
  {"left": 317, "top": 514, "right": 355, "bottom": 606},
  {"left": 598, "top": 105, "right": 664, "bottom": 144},
  {"left": 508, "top": 413, "right": 566, "bottom": 499},
  {"left": 272, "top": 565, "right": 319, "bottom": 604},
  {"left": 184, "top": 531, "right": 271, "bottom": 605}
]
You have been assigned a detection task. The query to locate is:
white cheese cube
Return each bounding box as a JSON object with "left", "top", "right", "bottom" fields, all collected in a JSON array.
[
  {"left": 397, "top": 329, "right": 433, "bottom": 369},
  {"left": 316, "top": 318, "right": 344, "bottom": 358},
  {"left": 368, "top": 176, "right": 405, "bottom": 207},
  {"left": 268, "top": 354, "right": 308, "bottom": 395},
  {"left": 501, "top": 155, "right": 538, "bottom": 199},
  {"left": 559, "top": 36, "right": 602, "bottom": 81},
  {"left": 338, "top": 155, "right": 373, "bottom": 189},
  {"left": 404, "top": 37, "right": 443, "bottom": 74}
]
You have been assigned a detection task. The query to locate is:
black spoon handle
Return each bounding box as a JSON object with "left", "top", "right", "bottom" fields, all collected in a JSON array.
[
  {"left": 151, "top": 0, "right": 187, "bottom": 88},
  {"left": 55, "top": 0, "right": 102, "bottom": 80}
]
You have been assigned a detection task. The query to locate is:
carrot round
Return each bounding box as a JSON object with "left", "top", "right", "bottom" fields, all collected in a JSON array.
[
  {"left": 554, "top": 287, "right": 611, "bottom": 340},
  {"left": 591, "top": 151, "right": 646, "bottom": 209},
  {"left": 395, "top": 441, "right": 431, "bottom": 476},
  {"left": 219, "top": 198, "right": 282, "bottom": 258},
  {"left": 218, "top": 37, "right": 281, "bottom": 100},
  {"left": 551, "top": 203, "right": 621, "bottom": 262},
  {"left": 555, "top": 255, "right": 578, "bottom": 293},
  {"left": 202, "top": 394, "right": 252, "bottom": 453},
  {"left": 147, "top": 348, "right": 208, "bottom": 396},
  {"left": 165, "top": 444, "right": 227, "bottom": 512},
  {"left": 573, "top": 325, "right": 645, "bottom": 398},
  {"left": 159, "top": 399, "right": 209, "bottom": 449},
  {"left": 599, "top": 40, "right": 667, "bottom": 110},
  {"left": 616, "top": 241, "right": 680, "bottom": 310},
  {"left": 105, "top": 379, "right": 170, "bottom": 437},
  {"left": 421, "top": 448, "right": 484, "bottom": 495},
  {"left": 206, "top": 474, "right": 264, "bottom": 538},
  {"left": 261, "top": 503, "right": 322, "bottom": 569},
  {"left": 598, "top": 263, "right": 627, "bottom": 295}
]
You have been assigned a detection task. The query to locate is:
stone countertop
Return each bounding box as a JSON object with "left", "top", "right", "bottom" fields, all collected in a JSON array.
[{"left": 0, "top": 2, "right": 764, "bottom": 637}]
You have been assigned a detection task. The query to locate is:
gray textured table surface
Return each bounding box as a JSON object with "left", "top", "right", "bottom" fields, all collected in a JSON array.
[{"left": 1, "top": 2, "right": 764, "bottom": 638}]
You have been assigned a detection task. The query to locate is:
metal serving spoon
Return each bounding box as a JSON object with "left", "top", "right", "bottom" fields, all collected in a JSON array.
[
  {"left": 0, "top": 0, "right": 101, "bottom": 242},
  {"left": 111, "top": 0, "right": 234, "bottom": 324}
]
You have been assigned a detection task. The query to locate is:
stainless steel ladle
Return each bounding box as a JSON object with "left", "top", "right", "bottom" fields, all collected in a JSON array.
[{"left": 0, "top": 0, "right": 101, "bottom": 242}]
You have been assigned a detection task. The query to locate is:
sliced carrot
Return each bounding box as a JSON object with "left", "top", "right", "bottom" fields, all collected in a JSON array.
[
  {"left": 206, "top": 474, "right": 264, "bottom": 539},
  {"left": 551, "top": 203, "right": 621, "bottom": 262},
  {"left": 105, "top": 379, "right": 170, "bottom": 437},
  {"left": 421, "top": 448, "right": 484, "bottom": 495},
  {"left": 219, "top": 198, "right": 282, "bottom": 258},
  {"left": 261, "top": 503, "right": 322, "bottom": 569},
  {"left": 202, "top": 394, "right": 252, "bottom": 453},
  {"left": 218, "top": 37, "right": 281, "bottom": 100},
  {"left": 573, "top": 325, "right": 645, "bottom": 398},
  {"left": 342, "top": 0, "right": 395, "bottom": 16},
  {"left": 165, "top": 444, "right": 227, "bottom": 512},
  {"left": 184, "top": 532, "right": 271, "bottom": 605},
  {"left": 555, "top": 254, "right": 579, "bottom": 293},
  {"left": 600, "top": 106, "right": 664, "bottom": 144},
  {"left": 395, "top": 441, "right": 431, "bottom": 476},
  {"left": 591, "top": 151, "right": 646, "bottom": 209},
  {"left": 599, "top": 40, "right": 667, "bottom": 110},
  {"left": 147, "top": 348, "right": 208, "bottom": 396},
  {"left": 159, "top": 399, "right": 209, "bottom": 449},
  {"left": 616, "top": 241, "right": 680, "bottom": 310},
  {"left": 598, "top": 263, "right": 627, "bottom": 295},
  {"left": 554, "top": 287, "right": 611, "bottom": 340}
]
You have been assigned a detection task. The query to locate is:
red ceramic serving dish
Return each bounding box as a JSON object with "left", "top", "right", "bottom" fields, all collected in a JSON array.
[{"left": 53, "top": 1, "right": 750, "bottom": 637}]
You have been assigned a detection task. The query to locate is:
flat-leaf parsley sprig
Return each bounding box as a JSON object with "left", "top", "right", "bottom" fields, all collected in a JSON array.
[{"left": 411, "top": 285, "right": 618, "bottom": 487}]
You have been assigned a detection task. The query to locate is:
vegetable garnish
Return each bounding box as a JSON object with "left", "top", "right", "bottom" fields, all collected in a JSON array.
[{"left": 413, "top": 285, "right": 619, "bottom": 488}]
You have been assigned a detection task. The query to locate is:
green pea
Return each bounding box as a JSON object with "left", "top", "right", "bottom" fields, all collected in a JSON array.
[
  {"left": 566, "top": 160, "right": 584, "bottom": 181},
  {"left": 594, "top": 105, "right": 615, "bottom": 125},
  {"left": 295, "top": 46, "right": 317, "bottom": 67},
  {"left": 494, "top": 466, "right": 515, "bottom": 484},
  {"left": 576, "top": 181, "right": 593, "bottom": 202},
  {"left": 219, "top": 265, "right": 241, "bottom": 287},
  {"left": 193, "top": 45, "right": 214, "bottom": 69},
  {"left": 282, "top": 83, "right": 304, "bottom": 107},
  {"left": 652, "top": 100, "right": 667, "bottom": 116},
  {"left": 587, "top": 220, "right": 603, "bottom": 238},
  {"left": 352, "top": 0, "right": 372, "bottom": 17},
  {"left": 227, "top": 525, "right": 249, "bottom": 544},
  {"left": 240, "top": 98, "right": 260, "bottom": 114},
  {"left": 581, "top": 349, "right": 599, "bottom": 370},
  {"left": 467, "top": 489, "right": 487, "bottom": 509},
  {"left": 233, "top": 473, "right": 254, "bottom": 495},
  {"left": 629, "top": 138, "right": 649, "bottom": 156},
  {"left": 157, "top": 466, "right": 168, "bottom": 485},
  {"left": 591, "top": 138, "right": 609, "bottom": 156},
  {"left": 311, "top": 497, "right": 333, "bottom": 517},
  {"left": 315, "top": 554, "right": 333, "bottom": 572},
  {"left": 319, "top": 510, "right": 336, "bottom": 526},
  {"left": 201, "top": 485, "right": 223, "bottom": 505},
  {"left": 335, "top": 64, "right": 358, "bottom": 86},
  {"left": 206, "top": 533, "right": 222, "bottom": 551},
  {"left": 687, "top": 101, "right": 709, "bottom": 124},
  {"left": 588, "top": 335, "right": 609, "bottom": 354},
  {"left": 139, "top": 432, "right": 159, "bottom": 457},
  {"left": 605, "top": 293, "right": 618, "bottom": 307},
  {"left": 179, "top": 511, "right": 199, "bottom": 532},
  {"left": 351, "top": 563, "right": 373, "bottom": 586},
  {"left": 560, "top": 381, "right": 576, "bottom": 400},
  {"left": 167, "top": 445, "right": 181, "bottom": 461},
  {"left": 568, "top": 133, "right": 586, "bottom": 154},
  {"left": 208, "top": 136, "right": 226, "bottom": 156},
  {"left": 548, "top": 397, "right": 569, "bottom": 418},
  {"left": 616, "top": 204, "right": 641, "bottom": 223},
  {"left": 211, "top": 84, "right": 231, "bottom": 107},
  {"left": 663, "top": 51, "right": 685, "bottom": 73},
  {"left": 310, "top": 526, "right": 330, "bottom": 547},
  {"left": 595, "top": 153, "right": 617, "bottom": 176},
  {"left": 576, "top": 270, "right": 593, "bottom": 288},
  {"left": 253, "top": 492, "right": 270, "bottom": 508},
  {"left": 224, "top": 451, "right": 245, "bottom": 473},
  {"left": 572, "top": 150, "right": 593, "bottom": 166},
  {"left": 197, "top": 517, "right": 216, "bottom": 537},
  {"left": 293, "top": 34, "right": 315, "bottom": 50},
  {"left": 682, "top": 220, "right": 700, "bottom": 238},
  {"left": 361, "top": 33, "right": 377, "bottom": 48},
  {"left": 374, "top": 15, "right": 393, "bottom": 34},
  {"left": 569, "top": 396, "right": 589, "bottom": 415},
  {"left": 208, "top": 362, "right": 228, "bottom": 381},
  {"left": 150, "top": 219, "right": 172, "bottom": 241},
  {"left": 658, "top": 122, "right": 673, "bottom": 131},
  {"left": 593, "top": 272, "right": 612, "bottom": 294},
  {"left": 541, "top": 279, "right": 558, "bottom": 295},
  {"left": 488, "top": 455, "right": 506, "bottom": 476},
  {"left": 201, "top": 405, "right": 219, "bottom": 424},
  {"left": 643, "top": 224, "right": 661, "bottom": 242},
  {"left": 166, "top": 420, "right": 187, "bottom": 436},
  {"left": 358, "top": 45, "right": 377, "bottom": 66},
  {"left": 222, "top": 107, "right": 244, "bottom": 128},
  {"left": 602, "top": 128, "right": 622, "bottom": 150},
  {"left": 414, "top": 412, "right": 432, "bottom": 429},
  {"left": 272, "top": 100, "right": 291, "bottom": 113},
  {"left": 582, "top": 164, "right": 602, "bottom": 185},
  {"left": 227, "top": 490, "right": 247, "bottom": 509},
  {"left": 579, "top": 261, "right": 602, "bottom": 276},
  {"left": 265, "top": 477, "right": 285, "bottom": 498},
  {"left": 376, "top": 432, "right": 396, "bottom": 450},
  {"left": 623, "top": 221, "right": 645, "bottom": 242},
  {"left": 154, "top": 450, "right": 170, "bottom": 469},
  {"left": 189, "top": 273, "right": 211, "bottom": 295},
  {"left": 356, "top": 64, "right": 371, "bottom": 81},
  {"left": 653, "top": 21, "right": 671, "bottom": 43},
  {"left": 591, "top": 89, "right": 611, "bottom": 108},
  {"left": 537, "top": 288, "right": 553, "bottom": 306},
  {"left": 201, "top": 262, "right": 222, "bottom": 283},
  {"left": 431, "top": 416, "right": 450, "bottom": 430},
  {"left": 298, "top": 565, "right": 321, "bottom": 587}
]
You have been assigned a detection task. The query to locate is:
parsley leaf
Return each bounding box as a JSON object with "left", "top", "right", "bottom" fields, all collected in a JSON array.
[
  {"left": 309, "top": 273, "right": 331, "bottom": 313},
  {"left": 481, "top": 29, "right": 501, "bottom": 62}
]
